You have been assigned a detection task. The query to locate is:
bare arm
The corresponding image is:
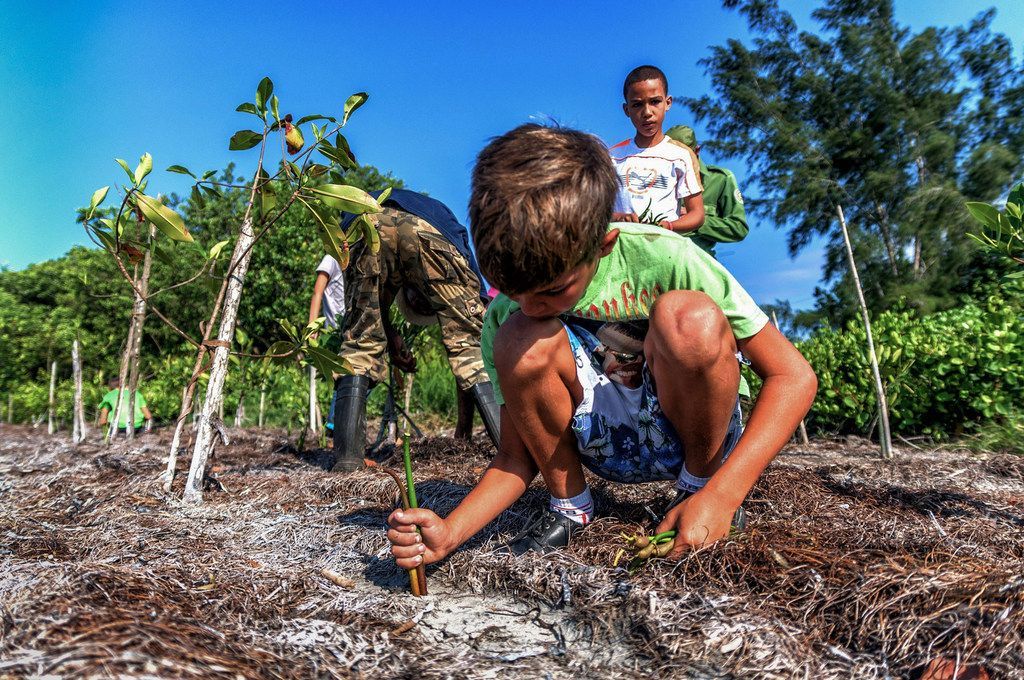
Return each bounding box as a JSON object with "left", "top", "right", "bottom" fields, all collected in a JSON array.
[
  {"left": 658, "top": 322, "right": 816, "bottom": 552},
  {"left": 142, "top": 405, "right": 153, "bottom": 420},
  {"left": 308, "top": 271, "right": 330, "bottom": 325},
  {"left": 661, "top": 193, "right": 705, "bottom": 233},
  {"left": 98, "top": 407, "right": 109, "bottom": 426},
  {"left": 387, "top": 406, "right": 537, "bottom": 568}
]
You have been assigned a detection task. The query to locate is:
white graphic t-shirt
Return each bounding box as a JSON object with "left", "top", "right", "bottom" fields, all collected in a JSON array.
[
  {"left": 609, "top": 137, "right": 703, "bottom": 222},
  {"left": 316, "top": 255, "right": 346, "bottom": 328}
]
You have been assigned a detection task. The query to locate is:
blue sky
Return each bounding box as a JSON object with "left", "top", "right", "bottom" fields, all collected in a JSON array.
[{"left": 1, "top": 1, "right": 1021, "bottom": 310}]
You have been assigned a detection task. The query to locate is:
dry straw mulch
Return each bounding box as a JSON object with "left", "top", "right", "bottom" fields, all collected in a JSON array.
[{"left": 0, "top": 426, "right": 1021, "bottom": 679}]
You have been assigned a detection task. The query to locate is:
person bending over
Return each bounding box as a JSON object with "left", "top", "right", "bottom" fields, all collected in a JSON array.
[
  {"left": 330, "top": 189, "right": 500, "bottom": 472},
  {"left": 387, "top": 124, "right": 816, "bottom": 563}
]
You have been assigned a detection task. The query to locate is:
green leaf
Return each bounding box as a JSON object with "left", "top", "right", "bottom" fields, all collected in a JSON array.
[
  {"left": 115, "top": 158, "right": 135, "bottom": 183},
  {"left": 376, "top": 186, "right": 392, "bottom": 205},
  {"left": 307, "top": 184, "right": 381, "bottom": 214},
  {"left": 88, "top": 186, "right": 109, "bottom": 219},
  {"left": 269, "top": 95, "right": 280, "bottom": 123},
  {"left": 208, "top": 239, "right": 230, "bottom": 260},
  {"left": 166, "top": 164, "right": 196, "bottom": 178},
  {"left": 190, "top": 185, "right": 205, "bottom": 209},
  {"left": 267, "top": 340, "right": 295, "bottom": 361},
  {"left": 93, "top": 225, "right": 117, "bottom": 252},
  {"left": 342, "top": 92, "right": 368, "bottom": 126},
  {"left": 260, "top": 185, "right": 277, "bottom": 216},
  {"left": 303, "top": 199, "right": 349, "bottom": 269},
  {"left": 1008, "top": 183, "right": 1024, "bottom": 210},
  {"left": 307, "top": 163, "right": 330, "bottom": 178},
  {"left": 201, "top": 170, "right": 217, "bottom": 180},
  {"left": 965, "top": 201, "right": 1000, "bottom": 229},
  {"left": 256, "top": 77, "right": 273, "bottom": 113},
  {"left": 135, "top": 193, "right": 193, "bottom": 242},
  {"left": 235, "top": 327, "right": 250, "bottom": 347},
  {"left": 134, "top": 153, "right": 153, "bottom": 185},
  {"left": 306, "top": 345, "right": 352, "bottom": 376},
  {"left": 236, "top": 102, "right": 261, "bottom": 117},
  {"left": 296, "top": 114, "right": 329, "bottom": 125},
  {"left": 229, "top": 130, "right": 264, "bottom": 151},
  {"left": 154, "top": 244, "right": 176, "bottom": 266}
]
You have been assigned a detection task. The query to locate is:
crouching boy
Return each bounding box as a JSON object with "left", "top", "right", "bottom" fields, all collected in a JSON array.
[{"left": 387, "top": 124, "right": 816, "bottom": 565}]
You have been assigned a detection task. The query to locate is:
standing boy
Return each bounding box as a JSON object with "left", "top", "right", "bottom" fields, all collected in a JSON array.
[
  {"left": 665, "top": 125, "right": 749, "bottom": 258},
  {"left": 330, "top": 189, "right": 501, "bottom": 472},
  {"left": 386, "top": 125, "right": 816, "bottom": 564},
  {"left": 308, "top": 254, "right": 346, "bottom": 432},
  {"left": 610, "top": 65, "right": 705, "bottom": 233}
]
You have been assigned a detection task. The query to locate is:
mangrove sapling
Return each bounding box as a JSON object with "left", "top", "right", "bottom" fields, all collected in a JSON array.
[
  {"left": 125, "top": 223, "right": 156, "bottom": 441},
  {"left": 84, "top": 77, "right": 384, "bottom": 498},
  {"left": 381, "top": 376, "right": 427, "bottom": 596}
]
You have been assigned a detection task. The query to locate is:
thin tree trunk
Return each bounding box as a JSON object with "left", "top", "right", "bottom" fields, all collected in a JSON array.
[
  {"left": 234, "top": 394, "right": 245, "bottom": 428},
  {"left": 837, "top": 204, "right": 893, "bottom": 460},
  {"left": 183, "top": 215, "right": 257, "bottom": 505},
  {"left": 47, "top": 360, "right": 57, "bottom": 435},
  {"left": 7, "top": 393, "right": 12, "bottom": 424},
  {"left": 108, "top": 287, "right": 138, "bottom": 443},
  {"left": 871, "top": 203, "right": 901, "bottom": 278},
  {"left": 309, "top": 366, "right": 319, "bottom": 435},
  {"left": 72, "top": 340, "right": 86, "bottom": 444},
  {"left": 258, "top": 387, "right": 266, "bottom": 428},
  {"left": 125, "top": 225, "right": 155, "bottom": 441}
]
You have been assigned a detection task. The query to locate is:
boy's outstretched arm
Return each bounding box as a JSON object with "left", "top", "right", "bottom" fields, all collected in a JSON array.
[
  {"left": 661, "top": 193, "right": 705, "bottom": 233},
  {"left": 388, "top": 407, "right": 538, "bottom": 569},
  {"left": 658, "top": 322, "right": 816, "bottom": 554}
]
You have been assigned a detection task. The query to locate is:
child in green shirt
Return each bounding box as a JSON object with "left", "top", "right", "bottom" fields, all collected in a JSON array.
[
  {"left": 98, "top": 376, "right": 152, "bottom": 431},
  {"left": 386, "top": 124, "right": 816, "bottom": 562}
]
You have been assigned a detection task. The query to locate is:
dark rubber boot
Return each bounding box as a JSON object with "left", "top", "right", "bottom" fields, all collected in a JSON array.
[
  {"left": 470, "top": 382, "right": 501, "bottom": 447},
  {"left": 331, "top": 375, "right": 371, "bottom": 472}
]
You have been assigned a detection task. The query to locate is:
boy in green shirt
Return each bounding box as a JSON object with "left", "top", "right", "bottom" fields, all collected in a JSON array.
[
  {"left": 98, "top": 376, "right": 153, "bottom": 431},
  {"left": 386, "top": 124, "right": 816, "bottom": 563}
]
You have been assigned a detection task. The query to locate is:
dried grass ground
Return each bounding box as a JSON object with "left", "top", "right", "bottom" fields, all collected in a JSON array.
[{"left": 0, "top": 424, "right": 1022, "bottom": 679}]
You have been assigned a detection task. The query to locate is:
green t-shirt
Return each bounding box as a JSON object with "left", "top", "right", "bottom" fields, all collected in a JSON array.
[
  {"left": 99, "top": 388, "right": 147, "bottom": 428},
  {"left": 481, "top": 223, "right": 769, "bottom": 403}
]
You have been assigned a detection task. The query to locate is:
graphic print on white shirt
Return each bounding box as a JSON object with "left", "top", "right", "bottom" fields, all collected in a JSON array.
[{"left": 609, "top": 137, "right": 702, "bottom": 221}]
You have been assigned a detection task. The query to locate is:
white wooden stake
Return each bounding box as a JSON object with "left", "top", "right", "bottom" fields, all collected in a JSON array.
[
  {"left": 47, "top": 360, "right": 57, "bottom": 435},
  {"left": 836, "top": 204, "right": 893, "bottom": 459},
  {"left": 309, "top": 365, "right": 319, "bottom": 435},
  {"left": 258, "top": 387, "right": 266, "bottom": 428},
  {"left": 72, "top": 340, "right": 86, "bottom": 444}
]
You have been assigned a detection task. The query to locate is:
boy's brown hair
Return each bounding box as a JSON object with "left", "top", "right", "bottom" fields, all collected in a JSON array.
[{"left": 469, "top": 124, "right": 617, "bottom": 295}]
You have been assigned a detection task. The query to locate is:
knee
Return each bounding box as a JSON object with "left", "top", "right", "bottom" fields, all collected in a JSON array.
[
  {"left": 493, "top": 314, "right": 567, "bottom": 386},
  {"left": 648, "top": 291, "right": 733, "bottom": 369}
]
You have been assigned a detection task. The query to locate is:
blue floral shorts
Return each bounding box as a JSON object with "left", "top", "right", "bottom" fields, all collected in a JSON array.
[{"left": 565, "top": 321, "right": 743, "bottom": 484}]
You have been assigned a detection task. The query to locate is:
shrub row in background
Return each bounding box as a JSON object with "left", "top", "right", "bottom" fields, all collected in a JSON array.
[{"left": 799, "top": 285, "right": 1022, "bottom": 438}]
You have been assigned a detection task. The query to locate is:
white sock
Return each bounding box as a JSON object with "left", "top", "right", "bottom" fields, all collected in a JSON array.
[
  {"left": 549, "top": 486, "right": 594, "bottom": 525},
  {"left": 675, "top": 465, "right": 710, "bottom": 495}
]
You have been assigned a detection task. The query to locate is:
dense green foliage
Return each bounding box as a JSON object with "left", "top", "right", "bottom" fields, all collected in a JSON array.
[
  {"left": 687, "top": 0, "right": 1024, "bottom": 325},
  {"left": 0, "top": 162, "right": 407, "bottom": 427},
  {"left": 800, "top": 281, "right": 1023, "bottom": 437}
]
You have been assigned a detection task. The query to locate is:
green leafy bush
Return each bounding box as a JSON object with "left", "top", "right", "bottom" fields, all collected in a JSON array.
[{"left": 800, "top": 283, "right": 1023, "bottom": 437}]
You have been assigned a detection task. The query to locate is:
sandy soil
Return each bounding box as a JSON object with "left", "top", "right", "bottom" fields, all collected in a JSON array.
[{"left": 0, "top": 424, "right": 1021, "bottom": 679}]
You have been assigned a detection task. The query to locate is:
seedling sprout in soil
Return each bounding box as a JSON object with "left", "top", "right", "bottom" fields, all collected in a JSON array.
[{"left": 381, "top": 376, "right": 426, "bottom": 596}]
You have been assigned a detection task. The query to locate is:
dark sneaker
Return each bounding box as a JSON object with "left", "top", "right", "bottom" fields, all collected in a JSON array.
[
  {"left": 664, "top": 489, "right": 748, "bottom": 532},
  {"left": 500, "top": 507, "right": 579, "bottom": 556}
]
